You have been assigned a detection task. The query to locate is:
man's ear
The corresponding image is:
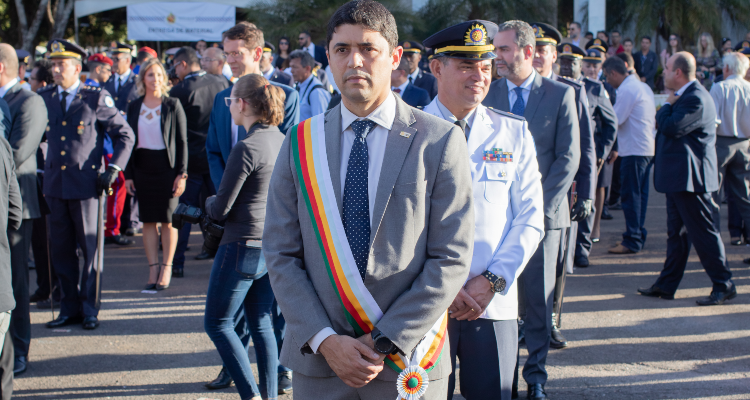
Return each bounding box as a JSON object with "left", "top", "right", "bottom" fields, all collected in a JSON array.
[{"left": 392, "top": 46, "right": 404, "bottom": 70}]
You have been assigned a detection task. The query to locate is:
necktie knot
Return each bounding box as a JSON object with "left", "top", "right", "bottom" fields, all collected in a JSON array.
[
  {"left": 350, "top": 119, "right": 375, "bottom": 141},
  {"left": 513, "top": 87, "right": 524, "bottom": 97},
  {"left": 393, "top": 88, "right": 401, "bottom": 93}
]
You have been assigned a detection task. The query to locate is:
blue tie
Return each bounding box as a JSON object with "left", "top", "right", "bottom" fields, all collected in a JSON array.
[
  {"left": 511, "top": 87, "right": 526, "bottom": 116},
  {"left": 344, "top": 119, "right": 375, "bottom": 280}
]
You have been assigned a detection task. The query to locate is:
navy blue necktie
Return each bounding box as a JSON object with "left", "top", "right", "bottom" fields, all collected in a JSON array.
[
  {"left": 511, "top": 87, "right": 526, "bottom": 116},
  {"left": 343, "top": 119, "right": 375, "bottom": 280}
]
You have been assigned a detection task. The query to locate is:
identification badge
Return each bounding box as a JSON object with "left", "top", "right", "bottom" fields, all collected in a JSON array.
[{"left": 483, "top": 148, "right": 513, "bottom": 162}]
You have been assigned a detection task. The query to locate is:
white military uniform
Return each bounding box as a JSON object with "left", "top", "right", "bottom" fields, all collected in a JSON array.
[{"left": 424, "top": 98, "right": 544, "bottom": 400}]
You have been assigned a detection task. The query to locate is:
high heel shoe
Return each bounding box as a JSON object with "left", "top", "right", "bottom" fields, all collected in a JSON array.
[
  {"left": 144, "top": 263, "right": 160, "bottom": 290},
  {"left": 156, "top": 263, "right": 172, "bottom": 290}
]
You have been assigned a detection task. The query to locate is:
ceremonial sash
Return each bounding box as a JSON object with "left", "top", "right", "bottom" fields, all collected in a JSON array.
[{"left": 290, "top": 115, "right": 447, "bottom": 383}]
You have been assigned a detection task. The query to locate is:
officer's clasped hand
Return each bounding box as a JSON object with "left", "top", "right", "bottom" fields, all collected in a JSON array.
[
  {"left": 570, "top": 198, "right": 593, "bottom": 222},
  {"left": 96, "top": 166, "right": 119, "bottom": 195}
]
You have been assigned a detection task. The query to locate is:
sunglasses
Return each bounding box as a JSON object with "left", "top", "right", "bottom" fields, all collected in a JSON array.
[{"left": 224, "top": 97, "right": 243, "bottom": 107}]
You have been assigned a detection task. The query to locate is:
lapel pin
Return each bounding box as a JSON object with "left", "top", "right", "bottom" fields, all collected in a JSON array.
[
  {"left": 501, "top": 171, "right": 507, "bottom": 177},
  {"left": 400, "top": 131, "right": 411, "bottom": 138}
]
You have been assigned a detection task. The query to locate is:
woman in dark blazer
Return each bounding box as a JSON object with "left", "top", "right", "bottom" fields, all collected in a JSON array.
[{"left": 124, "top": 58, "right": 188, "bottom": 290}]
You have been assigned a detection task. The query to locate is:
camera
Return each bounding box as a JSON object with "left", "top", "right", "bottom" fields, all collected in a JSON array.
[{"left": 172, "top": 203, "right": 224, "bottom": 256}]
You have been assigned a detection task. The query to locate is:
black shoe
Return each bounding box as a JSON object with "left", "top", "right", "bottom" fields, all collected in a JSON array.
[
  {"left": 550, "top": 325, "right": 568, "bottom": 349},
  {"left": 609, "top": 201, "right": 622, "bottom": 211},
  {"left": 696, "top": 286, "right": 737, "bottom": 306},
  {"left": 195, "top": 251, "right": 214, "bottom": 260},
  {"left": 124, "top": 228, "right": 137, "bottom": 236},
  {"left": 36, "top": 299, "right": 59, "bottom": 309},
  {"left": 205, "top": 367, "right": 233, "bottom": 390},
  {"left": 46, "top": 315, "right": 83, "bottom": 328},
  {"left": 83, "top": 316, "right": 99, "bottom": 330},
  {"left": 278, "top": 371, "right": 293, "bottom": 394},
  {"left": 600, "top": 209, "right": 614, "bottom": 220},
  {"left": 29, "top": 292, "right": 47, "bottom": 303},
  {"left": 574, "top": 256, "right": 589, "bottom": 268},
  {"left": 637, "top": 285, "right": 675, "bottom": 300},
  {"left": 730, "top": 237, "right": 743, "bottom": 246},
  {"left": 105, "top": 234, "right": 135, "bottom": 246},
  {"left": 14, "top": 356, "right": 27, "bottom": 376},
  {"left": 172, "top": 266, "right": 184, "bottom": 278},
  {"left": 744, "top": 258, "right": 750, "bottom": 265},
  {"left": 527, "top": 383, "right": 548, "bottom": 399},
  {"left": 512, "top": 385, "right": 518, "bottom": 399}
]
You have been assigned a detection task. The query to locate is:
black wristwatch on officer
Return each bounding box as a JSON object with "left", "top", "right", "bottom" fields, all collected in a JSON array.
[
  {"left": 481, "top": 270, "right": 507, "bottom": 293},
  {"left": 371, "top": 327, "right": 398, "bottom": 355}
]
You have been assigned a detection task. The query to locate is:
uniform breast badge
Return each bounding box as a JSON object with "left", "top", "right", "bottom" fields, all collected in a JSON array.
[
  {"left": 483, "top": 148, "right": 513, "bottom": 162},
  {"left": 77, "top": 124, "right": 85, "bottom": 135}
]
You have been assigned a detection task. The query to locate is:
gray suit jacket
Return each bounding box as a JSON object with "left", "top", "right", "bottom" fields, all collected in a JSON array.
[
  {"left": 483, "top": 73, "right": 580, "bottom": 230},
  {"left": 0, "top": 137, "right": 23, "bottom": 313},
  {"left": 3, "top": 83, "right": 47, "bottom": 220},
  {"left": 264, "top": 94, "right": 474, "bottom": 382}
]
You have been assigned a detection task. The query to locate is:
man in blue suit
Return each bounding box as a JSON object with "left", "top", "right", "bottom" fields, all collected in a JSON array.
[
  {"left": 390, "top": 58, "right": 429, "bottom": 108},
  {"left": 638, "top": 52, "right": 735, "bottom": 306}
]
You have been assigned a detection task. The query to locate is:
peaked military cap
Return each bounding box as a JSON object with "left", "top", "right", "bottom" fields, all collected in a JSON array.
[
  {"left": 530, "top": 22, "right": 562, "bottom": 46},
  {"left": 740, "top": 47, "right": 750, "bottom": 58},
  {"left": 47, "top": 39, "right": 87, "bottom": 60},
  {"left": 110, "top": 42, "right": 135, "bottom": 54},
  {"left": 558, "top": 43, "right": 585, "bottom": 59},
  {"left": 422, "top": 20, "right": 498, "bottom": 61},
  {"left": 400, "top": 40, "right": 425, "bottom": 54},
  {"left": 16, "top": 49, "right": 30, "bottom": 64},
  {"left": 263, "top": 42, "right": 275, "bottom": 53},
  {"left": 735, "top": 40, "right": 750, "bottom": 51},
  {"left": 582, "top": 48, "right": 605, "bottom": 63},
  {"left": 585, "top": 38, "right": 609, "bottom": 53}
]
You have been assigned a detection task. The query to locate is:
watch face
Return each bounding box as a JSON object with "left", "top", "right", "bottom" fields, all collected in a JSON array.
[
  {"left": 494, "top": 278, "right": 506, "bottom": 293},
  {"left": 375, "top": 337, "right": 393, "bottom": 354}
]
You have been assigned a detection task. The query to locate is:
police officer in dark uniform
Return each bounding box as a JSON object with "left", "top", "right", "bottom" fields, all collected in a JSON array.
[
  {"left": 41, "top": 40, "right": 134, "bottom": 330},
  {"left": 399, "top": 40, "right": 438, "bottom": 99},
  {"left": 261, "top": 42, "right": 292, "bottom": 86}
]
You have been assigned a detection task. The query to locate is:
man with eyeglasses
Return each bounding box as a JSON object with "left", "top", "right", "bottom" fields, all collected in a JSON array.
[
  {"left": 84, "top": 54, "right": 113, "bottom": 87},
  {"left": 201, "top": 47, "right": 232, "bottom": 82}
]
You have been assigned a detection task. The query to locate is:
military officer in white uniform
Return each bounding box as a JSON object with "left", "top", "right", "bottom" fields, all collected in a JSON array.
[{"left": 422, "top": 20, "right": 545, "bottom": 400}]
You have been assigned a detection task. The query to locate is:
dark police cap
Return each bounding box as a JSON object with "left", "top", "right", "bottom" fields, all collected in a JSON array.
[
  {"left": 582, "top": 48, "right": 605, "bottom": 63},
  {"left": 400, "top": 40, "right": 425, "bottom": 54},
  {"left": 422, "top": 20, "right": 498, "bottom": 61},
  {"left": 47, "top": 39, "right": 87, "bottom": 60},
  {"left": 740, "top": 47, "right": 750, "bottom": 58},
  {"left": 264, "top": 42, "right": 275, "bottom": 53},
  {"left": 16, "top": 49, "right": 30, "bottom": 64},
  {"left": 557, "top": 43, "right": 585, "bottom": 59},
  {"left": 110, "top": 42, "right": 135, "bottom": 54},
  {"left": 585, "top": 38, "right": 609, "bottom": 53},
  {"left": 530, "top": 22, "right": 562, "bottom": 46},
  {"left": 735, "top": 40, "right": 750, "bottom": 51}
]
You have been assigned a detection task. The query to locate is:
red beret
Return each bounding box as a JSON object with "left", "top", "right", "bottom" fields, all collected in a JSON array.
[
  {"left": 87, "top": 53, "right": 113, "bottom": 67},
  {"left": 138, "top": 46, "right": 158, "bottom": 58}
]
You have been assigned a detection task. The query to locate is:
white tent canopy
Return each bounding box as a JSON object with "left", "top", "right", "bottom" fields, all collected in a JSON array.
[{"left": 74, "top": 0, "right": 258, "bottom": 18}]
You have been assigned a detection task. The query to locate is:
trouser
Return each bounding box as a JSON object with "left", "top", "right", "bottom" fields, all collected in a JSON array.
[
  {"left": 447, "top": 318, "right": 517, "bottom": 400},
  {"left": 554, "top": 223, "right": 575, "bottom": 328},
  {"left": 727, "top": 193, "right": 749, "bottom": 240},
  {"left": 293, "top": 372, "right": 448, "bottom": 400},
  {"left": 47, "top": 197, "right": 101, "bottom": 318},
  {"left": 620, "top": 156, "right": 652, "bottom": 252},
  {"left": 575, "top": 204, "right": 596, "bottom": 262},
  {"left": 121, "top": 194, "right": 142, "bottom": 232},
  {"left": 103, "top": 154, "right": 127, "bottom": 237},
  {"left": 0, "top": 312, "right": 12, "bottom": 400},
  {"left": 174, "top": 172, "right": 215, "bottom": 267},
  {"left": 712, "top": 136, "right": 750, "bottom": 236},
  {"left": 9, "top": 221, "right": 32, "bottom": 358},
  {"left": 273, "top": 300, "right": 291, "bottom": 373},
  {"left": 655, "top": 192, "right": 733, "bottom": 294},
  {"left": 520, "top": 229, "right": 561, "bottom": 385},
  {"left": 609, "top": 157, "right": 621, "bottom": 205},
  {"left": 31, "top": 215, "right": 58, "bottom": 300}
]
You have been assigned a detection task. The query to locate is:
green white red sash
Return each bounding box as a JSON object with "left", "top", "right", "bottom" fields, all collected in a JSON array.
[{"left": 291, "top": 115, "right": 447, "bottom": 398}]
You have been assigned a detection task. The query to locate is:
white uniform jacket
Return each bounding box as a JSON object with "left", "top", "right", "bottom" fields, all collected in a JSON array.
[{"left": 424, "top": 99, "right": 545, "bottom": 320}]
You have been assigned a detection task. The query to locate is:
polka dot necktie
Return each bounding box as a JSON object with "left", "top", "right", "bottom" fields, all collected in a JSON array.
[
  {"left": 344, "top": 119, "right": 375, "bottom": 281},
  {"left": 511, "top": 87, "right": 526, "bottom": 116}
]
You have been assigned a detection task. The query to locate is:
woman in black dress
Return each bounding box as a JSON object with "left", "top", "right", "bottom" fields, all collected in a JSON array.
[
  {"left": 124, "top": 58, "right": 188, "bottom": 290},
  {"left": 274, "top": 36, "right": 291, "bottom": 70}
]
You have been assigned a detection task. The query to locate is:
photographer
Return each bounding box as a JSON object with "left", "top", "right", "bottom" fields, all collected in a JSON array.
[{"left": 203, "top": 74, "right": 284, "bottom": 400}]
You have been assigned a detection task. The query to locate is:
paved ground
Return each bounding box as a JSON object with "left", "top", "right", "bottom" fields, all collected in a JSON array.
[{"left": 12, "top": 181, "right": 750, "bottom": 399}]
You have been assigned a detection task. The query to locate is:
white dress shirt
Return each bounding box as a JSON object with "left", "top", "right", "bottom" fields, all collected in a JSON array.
[
  {"left": 391, "top": 80, "right": 409, "bottom": 97},
  {"left": 506, "top": 70, "right": 536, "bottom": 111},
  {"left": 710, "top": 75, "right": 750, "bottom": 139},
  {"left": 613, "top": 74, "right": 656, "bottom": 157},
  {"left": 231, "top": 122, "right": 240, "bottom": 147},
  {"left": 672, "top": 80, "right": 696, "bottom": 98},
  {"left": 307, "top": 93, "right": 397, "bottom": 353},
  {"left": 303, "top": 43, "right": 316, "bottom": 59},
  {"left": 408, "top": 68, "right": 420, "bottom": 83},
  {"left": 114, "top": 69, "right": 131, "bottom": 92},
  {"left": 262, "top": 67, "right": 275, "bottom": 81},
  {"left": 57, "top": 79, "right": 81, "bottom": 111},
  {"left": 0, "top": 78, "right": 18, "bottom": 98}
]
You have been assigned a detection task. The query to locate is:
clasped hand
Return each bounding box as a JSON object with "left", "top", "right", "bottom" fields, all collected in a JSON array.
[
  {"left": 318, "top": 334, "right": 385, "bottom": 388},
  {"left": 449, "top": 275, "right": 494, "bottom": 321}
]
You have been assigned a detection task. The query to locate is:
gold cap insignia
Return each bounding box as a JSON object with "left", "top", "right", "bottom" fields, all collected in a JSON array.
[
  {"left": 594, "top": 39, "right": 601, "bottom": 46},
  {"left": 743, "top": 41, "right": 750, "bottom": 48},
  {"left": 532, "top": 25, "right": 545, "bottom": 39},
  {"left": 51, "top": 42, "right": 65, "bottom": 54},
  {"left": 403, "top": 41, "right": 411, "bottom": 49},
  {"left": 465, "top": 24, "right": 488, "bottom": 46},
  {"left": 563, "top": 44, "right": 572, "bottom": 54}
]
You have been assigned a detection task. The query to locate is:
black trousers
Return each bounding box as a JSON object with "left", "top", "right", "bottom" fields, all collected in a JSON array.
[
  {"left": 655, "top": 192, "right": 733, "bottom": 294},
  {"left": 31, "top": 215, "right": 58, "bottom": 300},
  {"left": 9, "top": 221, "right": 32, "bottom": 358}
]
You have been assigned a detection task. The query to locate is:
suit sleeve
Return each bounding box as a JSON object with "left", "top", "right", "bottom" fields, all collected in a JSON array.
[
  {"left": 4, "top": 140, "right": 22, "bottom": 231},
  {"left": 595, "top": 87, "right": 618, "bottom": 160},
  {"left": 206, "top": 91, "right": 226, "bottom": 190},
  {"left": 376, "top": 126, "right": 474, "bottom": 354},
  {"left": 0, "top": 100, "right": 10, "bottom": 140},
  {"left": 173, "top": 99, "right": 188, "bottom": 175},
  {"left": 543, "top": 87, "right": 580, "bottom": 222},
  {"left": 97, "top": 90, "right": 134, "bottom": 169},
  {"left": 573, "top": 88, "right": 597, "bottom": 200},
  {"left": 264, "top": 133, "right": 335, "bottom": 351},
  {"left": 656, "top": 95, "right": 703, "bottom": 139},
  {"left": 8, "top": 94, "right": 47, "bottom": 169},
  {"left": 279, "top": 89, "right": 300, "bottom": 134}
]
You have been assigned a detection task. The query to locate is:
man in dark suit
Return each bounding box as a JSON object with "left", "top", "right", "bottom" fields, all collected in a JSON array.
[
  {"left": 639, "top": 52, "right": 736, "bottom": 305},
  {"left": 40, "top": 40, "right": 134, "bottom": 330},
  {"left": 0, "top": 43, "right": 46, "bottom": 376},
  {"left": 170, "top": 46, "right": 230, "bottom": 273},
  {"left": 297, "top": 30, "right": 328, "bottom": 69},
  {"left": 261, "top": 42, "right": 292, "bottom": 86},
  {"left": 633, "top": 36, "right": 658, "bottom": 90},
  {"left": 483, "top": 21, "right": 579, "bottom": 400},
  {"left": 399, "top": 41, "right": 438, "bottom": 100},
  {"left": 0, "top": 135, "right": 22, "bottom": 400},
  {"left": 390, "top": 58, "right": 429, "bottom": 108}
]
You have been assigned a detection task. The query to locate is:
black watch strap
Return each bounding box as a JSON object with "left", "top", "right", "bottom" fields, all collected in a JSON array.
[{"left": 481, "top": 270, "right": 507, "bottom": 293}]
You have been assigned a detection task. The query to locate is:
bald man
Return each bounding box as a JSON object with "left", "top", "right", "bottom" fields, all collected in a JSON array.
[{"left": 638, "top": 52, "right": 735, "bottom": 306}]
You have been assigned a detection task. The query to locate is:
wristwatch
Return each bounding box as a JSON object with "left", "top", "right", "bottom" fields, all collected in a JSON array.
[
  {"left": 481, "top": 270, "right": 507, "bottom": 293},
  {"left": 371, "top": 328, "right": 398, "bottom": 355}
]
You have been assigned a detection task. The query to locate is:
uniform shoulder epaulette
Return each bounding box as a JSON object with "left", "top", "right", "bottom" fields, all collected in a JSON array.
[
  {"left": 558, "top": 76, "right": 583, "bottom": 87},
  {"left": 486, "top": 106, "right": 526, "bottom": 121},
  {"left": 81, "top": 85, "right": 102, "bottom": 92}
]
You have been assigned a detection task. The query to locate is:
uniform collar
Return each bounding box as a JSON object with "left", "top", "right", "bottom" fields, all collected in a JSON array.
[
  {"left": 58, "top": 78, "right": 81, "bottom": 97},
  {"left": 115, "top": 68, "right": 131, "bottom": 82},
  {"left": 435, "top": 97, "right": 477, "bottom": 129},
  {"left": 408, "top": 68, "right": 420, "bottom": 82},
  {"left": 340, "top": 92, "right": 396, "bottom": 133},
  {"left": 262, "top": 67, "right": 274, "bottom": 80}
]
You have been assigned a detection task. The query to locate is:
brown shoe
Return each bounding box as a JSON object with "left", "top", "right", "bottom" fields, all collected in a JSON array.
[{"left": 609, "top": 244, "right": 636, "bottom": 254}]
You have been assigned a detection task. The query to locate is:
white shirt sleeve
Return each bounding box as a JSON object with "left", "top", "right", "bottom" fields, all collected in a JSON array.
[{"left": 308, "top": 327, "right": 337, "bottom": 354}]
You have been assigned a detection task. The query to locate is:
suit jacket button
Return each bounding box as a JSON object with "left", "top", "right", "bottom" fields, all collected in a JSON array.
[
  {"left": 114, "top": 97, "right": 118, "bottom": 101},
  {"left": 61, "top": 136, "right": 66, "bottom": 141},
  {"left": 61, "top": 151, "right": 66, "bottom": 156},
  {"left": 46, "top": 126, "right": 50, "bottom": 132},
  {"left": 92, "top": 165, "right": 96, "bottom": 169},
  {"left": 62, "top": 121, "right": 67, "bottom": 126},
  {"left": 61, "top": 165, "right": 66, "bottom": 170}
]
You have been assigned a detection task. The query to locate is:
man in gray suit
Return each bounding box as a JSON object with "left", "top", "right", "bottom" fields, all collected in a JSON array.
[
  {"left": 0, "top": 44, "right": 46, "bottom": 376},
  {"left": 264, "top": 1, "right": 474, "bottom": 399},
  {"left": 482, "top": 20, "right": 579, "bottom": 400}
]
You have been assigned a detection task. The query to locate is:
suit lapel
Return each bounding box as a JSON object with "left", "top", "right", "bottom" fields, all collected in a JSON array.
[
  {"left": 324, "top": 106, "right": 343, "bottom": 216},
  {"left": 370, "top": 95, "right": 416, "bottom": 244},
  {"left": 495, "top": 79, "right": 511, "bottom": 112},
  {"left": 524, "top": 73, "right": 545, "bottom": 123}
]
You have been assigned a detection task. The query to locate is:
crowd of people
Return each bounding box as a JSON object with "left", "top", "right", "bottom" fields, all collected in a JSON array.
[{"left": 0, "top": 1, "right": 748, "bottom": 399}]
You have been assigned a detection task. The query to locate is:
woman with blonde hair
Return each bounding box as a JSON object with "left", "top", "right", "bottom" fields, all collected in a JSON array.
[
  {"left": 124, "top": 58, "right": 188, "bottom": 290},
  {"left": 695, "top": 32, "right": 722, "bottom": 90}
]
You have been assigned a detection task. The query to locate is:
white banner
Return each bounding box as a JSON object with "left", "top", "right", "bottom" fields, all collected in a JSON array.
[{"left": 127, "top": 2, "right": 235, "bottom": 42}]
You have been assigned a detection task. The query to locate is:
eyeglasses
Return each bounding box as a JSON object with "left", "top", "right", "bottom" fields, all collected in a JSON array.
[
  {"left": 224, "top": 97, "right": 242, "bottom": 106},
  {"left": 201, "top": 58, "right": 219, "bottom": 63},
  {"left": 225, "top": 50, "right": 246, "bottom": 59}
]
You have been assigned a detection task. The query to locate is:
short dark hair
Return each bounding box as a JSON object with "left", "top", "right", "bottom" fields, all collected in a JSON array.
[
  {"left": 223, "top": 23, "right": 265, "bottom": 51},
  {"left": 136, "top": 52, "right": 153, "bottom": 64},
  {"left": 611, "top": 29, "right": 621, "bottom": 35},
  {"left": 570, "top": 22, "right": 581, "bottom": 30},
  {"left": 33, "top": 59, "right": 54, "bottom": 85},
  {"left": 615, "top": 52, "right": 634, "bottom": 69},
  {"left": 585, "top": 31, "right": 593, "bottom": 37},
  {"left": 602, "top": 56, "right": 628, "bottom": 75},
  {"left": 623, "top": 38, "right": 633, "bottom": 45},
  {"left": 597, "top": 30, "right": 609, "bottom": 40},
  {"left": 672, "top": 53, "right": 696, "bottom": 78},
  {"left": 300, "top": 30, "right": 311, "bottom": 38},
  {"left": 642, "top": 35, "right": 652, "bottom": 42},
  {"left": 326, "top": 0, "right": 398, "bottom": 52},
  {"left": 175, "top": 46, "right": 200, "bottom": 67}
]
